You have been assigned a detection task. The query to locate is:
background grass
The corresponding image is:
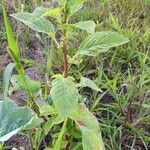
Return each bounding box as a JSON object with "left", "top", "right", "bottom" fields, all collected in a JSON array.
[{"left": 0, "top": 0, "right": 150, "bottom": 149}]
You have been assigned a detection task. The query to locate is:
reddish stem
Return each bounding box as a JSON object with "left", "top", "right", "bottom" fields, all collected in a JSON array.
[{"left": 62, "top": 13, "right": 68, "bottom": 78}]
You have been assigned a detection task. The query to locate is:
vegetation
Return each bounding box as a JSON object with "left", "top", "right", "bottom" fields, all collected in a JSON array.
[{"left": 0, "top": 0, "right": 150, "bottom": 150}]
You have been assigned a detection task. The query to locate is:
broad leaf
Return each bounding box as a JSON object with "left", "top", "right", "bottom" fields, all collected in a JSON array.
[
  {"left": 81, "top": 127, "right": 105, "bottom": 150},
  {"left": 77, "top": 31, "right": 129, "bottom": 56},
  {"left": 51, "top": 76, "right": 80, "bottom": 118},
  {"left": 0, "top": 100, "right": 41, "bottom": 141},
  {"left": 65, "top": 0, "right": 86, "bottom": 17},
  {"left": 78, "top": 77, "right": 102, "bottom": 92},
  {"left": 69, "top": 20, "right": 96, "bottom": 34},
  {"left": 74, "top": 104, "right": 100, "bottom": 132},
  {"left": 74, "top": 104, "right": 105, "bottom": 150},
  {"left": 11, "top": 7, "right": 55, "bottom": 36}
]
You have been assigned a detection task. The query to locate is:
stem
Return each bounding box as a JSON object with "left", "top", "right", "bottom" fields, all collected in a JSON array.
[
  {"left": 62, "top": 12, "right": 68, "bottom": 78},
  {"left": 54, "top": 118, "right": 68, "bottom": 150}
]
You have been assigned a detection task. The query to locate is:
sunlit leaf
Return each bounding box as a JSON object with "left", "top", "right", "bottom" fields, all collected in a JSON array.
[
  {"left": 2, "top": 1, "right": 21, "bottom": 64},
  {"left": 11, "top": 7, "right": 55, "bottom": 36},
  {"left": 78, "top": 77, "right": 102, "bottom": 92},
  {"left": 65, "top": 0, "right": 86, "bottom": 17},
  {"left": 69, "top": 20, "right": 96, "bottom": 34},
  {"left": 78, "top": 31, "right": 129, "bottom": 56}
]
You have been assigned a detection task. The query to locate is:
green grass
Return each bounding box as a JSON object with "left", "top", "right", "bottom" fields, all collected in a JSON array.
[
  {"left": 70, "top": 0, "right": 150, "bottom": 149},
  {"left": 0, "top": 0, "right": 150, "bottom": 149}
]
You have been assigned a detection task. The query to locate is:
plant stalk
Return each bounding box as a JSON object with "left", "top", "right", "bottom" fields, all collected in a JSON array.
[{"left": 62, "top": 12, "right": 68, "bottom": 78}]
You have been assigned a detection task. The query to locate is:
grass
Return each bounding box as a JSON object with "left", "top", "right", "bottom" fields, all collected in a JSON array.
[{"left": 0, "top": 0, "right": 150, "bottom": 149}]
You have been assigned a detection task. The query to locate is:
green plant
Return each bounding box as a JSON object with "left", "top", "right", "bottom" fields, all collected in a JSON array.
[{"left": 1, "top": 0, "right": 129, "bottom": 149}]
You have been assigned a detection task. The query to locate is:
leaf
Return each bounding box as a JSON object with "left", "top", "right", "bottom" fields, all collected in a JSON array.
[
  {"left": 2, "top": 1, "right": 21, "bottom": 64},
  {"left": 44, "top": 115, "right": 64, "bottom": 135},
  {"left": 39, "top": 105, "right": 57, "bottom": 116},
  {"left": 81, "top": 127, "right": 105, "bottom": 150},
  {"left": 11, "top": 75, "right": 41, "bottom": 94},
  {"left": 43, "top": 8, "right": 62, "bottom": 19},
  {"left": 77, "top": 31, "right": 129, "bottom": 56},
  {"left": 78, "top": 77, "right": 102, "bottom": 92},
  {"left": 3, "top": 63, "right": 15, "bottom": 98},
  {"left": 0, "top": 100, "right": 41, "bottom": 142},
  {"left": 65, "top": 0, "right": 86, "bottom": 17},
  {"left": 74, "top": 104, "right": 100, "bottom": 133},
  {"left": 69, "top": 20, "right": 96, "bottom": 34},
  {"left": 11, "top": 7, "right": 55, "bottom": 36},
  {"left": 73, "top": 104, "right": 105, "bottom": 150},
  {"left": 51, "top": 76, "right": 80, "bottom": 118}
]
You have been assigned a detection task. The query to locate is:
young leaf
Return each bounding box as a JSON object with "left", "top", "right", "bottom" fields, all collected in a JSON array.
[
  {"left": 78, "top": 77, "right": 102, "bottom": 92},
  {"left": 68, "top": 20, "right": 96, "bottom": 34},
  {"left": 2, "top": 1, "right": 21, "bottom": 64},
  {"left": 11, "top": 7, "right": 55, "bottom": 36},
  {"left": 0, "top": 100, "right": 41, "bottom": 142},
  {"left": 43, "top": 8, "right": 62, "bottom": 19},
  {"left": 65, "top": 0, "right": 86, "bottom": 17},
  {"left": 81, "top": 127, "right": 105, "bottom": 150},
  {"left": 77, "top": 31, "right": 129, "bottom": 56},
  {"left": 3, "top": 63, "right": 15, "bottom": 98},
  {"left": 39, "top": 105, "right": 57, "bottom": 116},
  {"left": 51, "top": 76, "right": 80, "bottom": 118}
]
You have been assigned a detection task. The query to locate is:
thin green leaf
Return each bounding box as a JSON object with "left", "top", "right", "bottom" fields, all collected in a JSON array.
[
  {"left": 3, "top": 63, "right": 15, "bottom": 98},
  {"left": 2, "top": 1, "right": 21, "bottom": 64}
]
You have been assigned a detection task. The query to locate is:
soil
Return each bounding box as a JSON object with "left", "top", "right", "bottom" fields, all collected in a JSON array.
[{"left": 5, "top": 134, "right": 30, "bottom": 150}]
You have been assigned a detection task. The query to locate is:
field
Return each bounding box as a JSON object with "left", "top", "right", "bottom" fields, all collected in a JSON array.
[{"left": 0, "top": 0, "right": 150, "bottom": 150}]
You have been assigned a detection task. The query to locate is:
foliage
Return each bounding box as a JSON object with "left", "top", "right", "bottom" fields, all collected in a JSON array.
[{"left": 3, "top": 0, "right": 148, "bottom": 150}]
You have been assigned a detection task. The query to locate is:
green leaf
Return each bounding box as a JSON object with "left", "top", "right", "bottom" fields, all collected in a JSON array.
[
  {"left": 43, "top": 8, "right": 62, "bottom": 19},
  {"left": 73, "top": 104, "right": 105, "bottom": 150},
  {"left": 11, "top": 75, "right": 41, "bottom": 94},
  {"left": 2, "top": 1, "right": 21, "bottom": 64},
  {"left": 3, "top": 63, "right": 15, "bottom": 98},
  {"left": 81, "top": 127, "right": 105, "bottom": 150},
  {"left": 0, "top": 100, "right": 41, "bottom": 142},
  {"left": 39, "top": 105, "right": 57, "bottom": 116},
  {"left": 44, "top": 115, "right": 64, "bottom": 135},
  {"left": 65, "top": 0, "right": 86, "bottom": 17},
  {"left": 51, "top": 76, "right": 80, "bottom": 118},
  {"left": 11, "top": 7, "right": 55, "bottom": 36},
  {"left": 74, "top": 104, "right": 100, "bottom": 133},
  {"left": 69, "top": 20, "right": 96, "bottom": 34},
  {"left": 78, "top": 77, "right": 102, "bottom": 92},
  {"left": 77, "top": 31, "right": 129, "bottom": 56}
]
